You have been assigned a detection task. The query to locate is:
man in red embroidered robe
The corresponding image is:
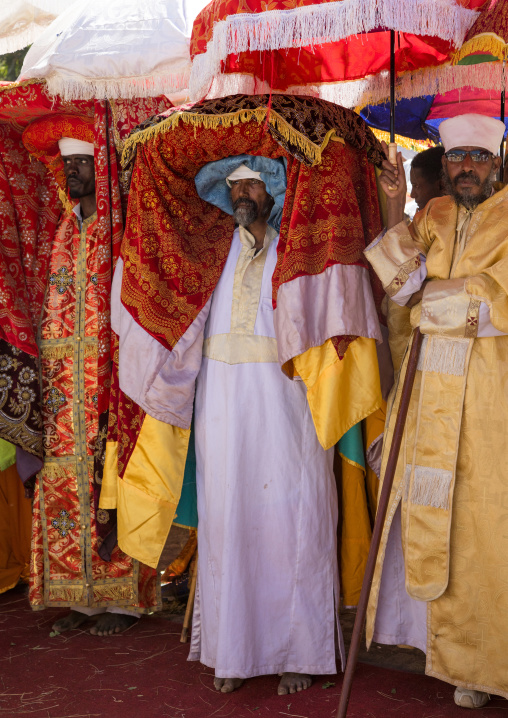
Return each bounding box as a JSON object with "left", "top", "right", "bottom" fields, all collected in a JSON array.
[{"left": 24, "top": 121, "right": 160, "bottom": 635}]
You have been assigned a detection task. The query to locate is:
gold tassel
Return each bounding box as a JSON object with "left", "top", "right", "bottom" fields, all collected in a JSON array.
[
  {"left": 48, "top": 587, "right": 84, "bottom": 603},
  {"left": 122, "top": 107, "right": 335, "bottom": 168},
  {"left": 93, "top": 585, "right": 135, "bottom": 602}
]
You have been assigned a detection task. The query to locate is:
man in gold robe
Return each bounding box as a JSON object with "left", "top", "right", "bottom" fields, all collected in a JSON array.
[
  {"left": 364, "top": 114, "right": 508, "bottom": 709},
  {"left": 22, "top": 119, "right": 159, "bottom": 635}
]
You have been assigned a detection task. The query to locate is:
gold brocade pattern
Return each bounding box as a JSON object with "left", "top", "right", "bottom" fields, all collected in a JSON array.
[
  {"left": 30, "top": 214, "right": 159, "bottom": 612},
  {"left": 367, "top": 185, "right": 508, "bottom": 698}
]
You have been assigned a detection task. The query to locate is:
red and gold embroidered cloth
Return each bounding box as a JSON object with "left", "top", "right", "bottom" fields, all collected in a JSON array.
[
  {"left": 0, "top": 80, "right": 168, "bottom": 463},
  {"left": 30, "top": 213, "right": 157, "bottom": 610},
  {"left": 0, "top": 80, "right": 170, "bottom": 608},
  {"left": 121, "top": 94, "right": 384, "bottom": 353}
]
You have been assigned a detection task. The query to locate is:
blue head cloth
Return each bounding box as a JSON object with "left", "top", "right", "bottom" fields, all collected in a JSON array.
[{"left": 194, "top": 154, "right": 287, "bottom": 232}]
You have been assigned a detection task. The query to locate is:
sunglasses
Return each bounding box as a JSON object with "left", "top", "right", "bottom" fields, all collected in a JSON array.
[{"left": 444, "top": 149, "right": 493, "bottom": 163}]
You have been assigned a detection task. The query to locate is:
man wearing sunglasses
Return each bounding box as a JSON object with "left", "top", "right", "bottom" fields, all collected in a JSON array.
[{"left": 363, "top": 114, "right": 508, "bottom": 710}]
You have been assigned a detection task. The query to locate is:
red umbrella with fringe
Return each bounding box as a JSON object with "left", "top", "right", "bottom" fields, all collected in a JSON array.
[{"left": 189, "top": 0, "right": 486, "bottom": 108}]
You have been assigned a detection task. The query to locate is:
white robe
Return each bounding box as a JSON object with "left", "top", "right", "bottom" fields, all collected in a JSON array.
[{"left": 188, "top": 225, "right": 341, "bottom": 678}]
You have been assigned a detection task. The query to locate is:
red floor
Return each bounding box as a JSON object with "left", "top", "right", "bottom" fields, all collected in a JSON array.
[{"left": 1, "top": 587, "right": 508, "bottom": 717}]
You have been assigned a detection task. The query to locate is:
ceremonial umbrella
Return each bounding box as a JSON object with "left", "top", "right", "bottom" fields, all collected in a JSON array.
[
  {"left": 361, "top": 0, "right": 508, "bottom": 158},
  {"left": 189, "top": 0, "right": 482, "bottom": 179},
  {"left": 189, "top": 0, "right": 483, "bottom": 108},
  {"left": 0, "top": 0, "right": 70, "bottom": 55},
  {"left": 17, "top": 0, "right": 209, "bottom": 101}
]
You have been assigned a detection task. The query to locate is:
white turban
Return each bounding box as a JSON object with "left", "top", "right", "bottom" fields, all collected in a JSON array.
[
  {"left": 58, "top": 137, "right": 94, "bottom": 156},
  {"left": 226, "top": 163, "right": 262, "bottom": 187},
  {"left": 440, "top": 114, "right": 505, "bottom": 155}
]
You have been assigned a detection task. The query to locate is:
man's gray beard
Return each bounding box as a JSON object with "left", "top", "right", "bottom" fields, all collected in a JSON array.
[
  {"left": 233, "top": 201, "right": 258, "bottom": 227},
  {"left": 442, "top": 168, "right": 495, "bottom": 210}
]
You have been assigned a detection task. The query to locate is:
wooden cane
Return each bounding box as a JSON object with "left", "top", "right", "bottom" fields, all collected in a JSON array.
[
  {"left": 180, "top": 550, "right": 198, "bottom": 643},
  {"left": 336, "top": 328, "right": 423, "bottom": 718}
]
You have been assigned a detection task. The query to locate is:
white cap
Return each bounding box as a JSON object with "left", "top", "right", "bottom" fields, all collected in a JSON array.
[
  {"left": 58, "top": 137, "right": 94, "bottom": 156},
  {"left": 440, "top": 114, "right": 505, "bottom": 155},
  {"left": 226, "top": 163, "right": 262, "bottom": 187}
]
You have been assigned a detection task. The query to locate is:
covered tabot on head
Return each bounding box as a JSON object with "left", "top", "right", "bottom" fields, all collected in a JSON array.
[
  {"left": 120, "top": 93, "right": 384, "bottom": 355},
  {"left": 110, "top": 93, "right": 387, "bottom": 567}
]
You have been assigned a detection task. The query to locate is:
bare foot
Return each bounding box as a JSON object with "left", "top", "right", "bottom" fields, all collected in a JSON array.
[
  {"left": 213, "top": 677, "right": 245, "bottom": 693},
  {"left": 52, "top": 610, "right": 89, "bottom": 633},
  {"left": 89, "top": 613, "right": 138, "bottom": 636},
  {"left": 277, "top": 673, "right": 312, "bottom": 695}
]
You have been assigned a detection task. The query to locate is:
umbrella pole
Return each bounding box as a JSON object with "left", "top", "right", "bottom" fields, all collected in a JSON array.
[
  {"left": 501, "top": 60, "right": 505, "bottom": 179},
  {"left": 336, "top": 328, "right": 424, "bottom": 718},
  {"left": 388, "top": 29, "right": 397, "bottom": 168}
]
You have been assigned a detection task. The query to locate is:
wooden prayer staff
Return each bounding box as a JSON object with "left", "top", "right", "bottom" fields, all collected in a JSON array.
[
  {"left": 336, "top": 327, "right": 424, "bottom": 718},
  {"left": 180, "top": 551, "right": 198, "bottom": 643}
]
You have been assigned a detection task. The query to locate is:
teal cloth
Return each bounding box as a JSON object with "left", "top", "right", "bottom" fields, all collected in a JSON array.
[
  {"left": 337, "top": 423, "right": 365, "bottom": 470},
  {"left": 174, "top": 424, "right": 198, "bottom": 529},
  {"left": 0, "top": 439, "right": 16, "bottom": 471}
]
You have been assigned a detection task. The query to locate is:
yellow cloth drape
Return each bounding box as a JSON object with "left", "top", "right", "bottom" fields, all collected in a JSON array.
[
  {"left": 293, "top": 336, "right": 382, "bottom": 450},
  {"left": 101, "top": 417, "right": 190, "bottom": 569},
  {"left": 0, "top": 466, "right": 32, "bottom": 593},
  {"left": 337, "top": 404, "right": 385, "bottom": 606}
]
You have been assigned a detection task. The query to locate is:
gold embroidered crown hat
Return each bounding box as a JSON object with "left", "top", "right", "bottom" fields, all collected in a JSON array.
[{"left": 440, "top": 113, "right": 505, "bottom": 154}]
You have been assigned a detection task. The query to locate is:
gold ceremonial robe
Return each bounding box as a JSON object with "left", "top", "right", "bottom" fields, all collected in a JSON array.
[{"left": 365, "top": 185, "right": 508, "bottom": 698}]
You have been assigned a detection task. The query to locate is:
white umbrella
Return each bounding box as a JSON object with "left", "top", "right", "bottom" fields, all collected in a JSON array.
[
  {"left": 18, "top": 0, "right": 209, "bottom": 100},
  {"left": 0, "top": 0, "right": 70, "bottom": 55}
]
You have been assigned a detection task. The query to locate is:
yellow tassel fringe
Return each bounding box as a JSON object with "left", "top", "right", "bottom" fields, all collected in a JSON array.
[
  {"left": 122, "top": 106, "right": 337, "bottom": 168},
  {"left": 453, "top": 32, "right": 507, "bottom": 64},
  {"left": 371, "top": 129, "right": 434, "bottom": 153}
]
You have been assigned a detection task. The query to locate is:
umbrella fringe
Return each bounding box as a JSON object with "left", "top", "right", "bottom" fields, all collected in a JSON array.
[
  {"left": 43, "top": 72, "right": 190, "bottom": 101},
  {"left": 0, "top": 29, "right": 46, "bottom": 56},
  {"left": 193, "top": 63, "right": 508, "bottom": 114},
  {"left": 192, "top": 66, "right": 396, "bottom": 109},
  {"left": 190, "top": 0, "right": 479, "bottom": 101},
  {"left": 397, "top": 62, "right": 507, "bottom": 100}
]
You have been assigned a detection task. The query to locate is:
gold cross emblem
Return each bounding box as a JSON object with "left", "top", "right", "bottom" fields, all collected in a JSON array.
[
  {"left": 46, "top": 386, "right": 66, "bottom": 414},
  {"left": 49, "top": 267, "right": 73, "bottom": 295},
  {"left": 51, "top": 509, "right": 76, "bottom": 538}
]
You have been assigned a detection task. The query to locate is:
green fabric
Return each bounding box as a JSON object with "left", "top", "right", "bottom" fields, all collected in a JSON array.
[
  {"left": 337, "top": 422, "right": 365, "bottom": 470},
  {"left": 0, "top": 439, "right": 16, "bottom": 471},
  {"left": 458, "top": 54, "right": 499, "bottom": 65},
  {"left": 174, "top": 423, "right": 198, "bottom": 528}
]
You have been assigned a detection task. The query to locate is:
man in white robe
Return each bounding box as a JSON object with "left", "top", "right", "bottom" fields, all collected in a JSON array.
[{"left": 189, "top": 156, "right": 341, "bottom": 695}]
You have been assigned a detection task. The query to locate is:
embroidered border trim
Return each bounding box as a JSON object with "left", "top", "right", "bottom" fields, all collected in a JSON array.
[
  {"left": 0, "top": 340, "right": 42, "bottom": 457},
  {"left": 385, "top": 254, "right": 421, "bottom": 298},
  {"left": 465, "top": 297, "right": 481, "bottom": 338}
]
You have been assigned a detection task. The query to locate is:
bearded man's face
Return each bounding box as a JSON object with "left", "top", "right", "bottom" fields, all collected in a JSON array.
[
  {"left": 230, "top": 178, "right": 274, "bottom": 228},
  {"left": 442, "top": 147, "right": 501, "bottom": 210},
  {"left": 63, "top": 154, "right": 95, "bottom": 199}
]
